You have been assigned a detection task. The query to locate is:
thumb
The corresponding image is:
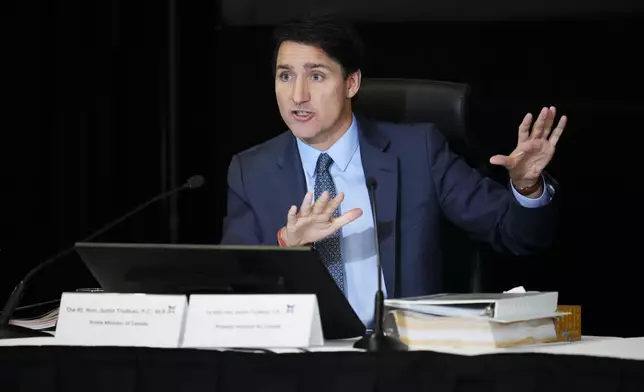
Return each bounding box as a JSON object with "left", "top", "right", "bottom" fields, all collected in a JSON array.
[{"left": 489, "top": 154, "right": 512, "bottom": 167}]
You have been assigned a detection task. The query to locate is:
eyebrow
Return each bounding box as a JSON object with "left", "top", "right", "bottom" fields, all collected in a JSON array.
[{"left": 276, "top": 63, "right": 331, "bottom": 71}]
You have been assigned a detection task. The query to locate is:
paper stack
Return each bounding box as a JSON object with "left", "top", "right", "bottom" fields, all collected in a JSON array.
[
  {"left": 10, "top": 307, "right": 59, "bottom": 331},
  {"left": 384, "top": 287, "right": 568, "bottom": 349}
]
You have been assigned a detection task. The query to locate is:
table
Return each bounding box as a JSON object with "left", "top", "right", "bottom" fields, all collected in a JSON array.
[{"left": 1, "top": 336, "right": 643, "bottom": 391}]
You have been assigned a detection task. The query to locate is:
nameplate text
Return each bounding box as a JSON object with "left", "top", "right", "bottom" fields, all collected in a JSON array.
[
  {"left": 55, "top": 292, "right": 187, "bottom": 347},
  {"left": 181, "top": 294, "right": 323, "bottom": 348}
]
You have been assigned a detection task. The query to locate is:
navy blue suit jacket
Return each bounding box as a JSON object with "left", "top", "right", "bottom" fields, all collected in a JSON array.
[{"left": 220, "top": 117, "right": 557, "bottom": 298}]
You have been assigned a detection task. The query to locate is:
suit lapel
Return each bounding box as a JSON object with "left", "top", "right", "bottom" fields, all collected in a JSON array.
[
  {"left": 357, "top": 118, "right": 400, "bottom": 297},
  {"left": 275, "top": 134, "right": 307, "bottom": 224}
]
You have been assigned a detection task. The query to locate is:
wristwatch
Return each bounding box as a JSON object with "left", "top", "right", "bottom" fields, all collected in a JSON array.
[{"left": 513, "top": 178, "right": 543, "bottom": 196}]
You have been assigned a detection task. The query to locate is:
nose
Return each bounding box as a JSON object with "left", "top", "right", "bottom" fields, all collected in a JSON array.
[{"left": 292, "top": 77, "right": 310, "bottom": 105}]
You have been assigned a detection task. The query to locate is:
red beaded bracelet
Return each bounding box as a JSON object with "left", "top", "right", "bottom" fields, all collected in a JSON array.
[{"left": 277, "top": 227, "right": 287, "bottom": 247}]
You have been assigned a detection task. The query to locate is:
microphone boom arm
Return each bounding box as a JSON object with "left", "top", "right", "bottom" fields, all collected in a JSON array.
[
  {"left": 353, "top": 178, "right": 407, "bottom": 351},
  {"left": 0, "top": 175, "right": 204, "bottom": 336}
]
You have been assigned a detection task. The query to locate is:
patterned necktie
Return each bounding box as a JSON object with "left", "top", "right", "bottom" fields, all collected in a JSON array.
[{"left": 314, "top": 153, "right": 345, "bottom": 294}]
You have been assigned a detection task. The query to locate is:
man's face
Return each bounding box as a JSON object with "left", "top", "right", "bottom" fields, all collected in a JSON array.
[{"left": 275, "top": 41, "right": 360, "bottom": 148}]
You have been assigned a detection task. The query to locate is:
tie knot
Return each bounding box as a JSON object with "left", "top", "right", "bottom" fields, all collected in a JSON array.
[{"left": 315, "top": 153, "right": 334, "bottom": 174}]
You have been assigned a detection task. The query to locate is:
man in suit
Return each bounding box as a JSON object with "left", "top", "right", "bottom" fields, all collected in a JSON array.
[{"left": 220, "top": 16, "right": 566, "bottom": 327}]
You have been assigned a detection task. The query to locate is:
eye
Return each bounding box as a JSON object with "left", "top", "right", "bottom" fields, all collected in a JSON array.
[
  {"left": 311, "top": 74, "right": 325, "bottom": 82},
  {"left": 278, "top": 71, "right": 292, "bottom": 82}
]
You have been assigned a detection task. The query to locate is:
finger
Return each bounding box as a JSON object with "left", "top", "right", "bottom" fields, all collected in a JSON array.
[
  {"left": 312, "top": 191, "right": 329, "bottom": 215},
  {"left": 530, "top": 107, "right": 549, "bottom": 139},
  {"left": 548, "top": 115, "right": 567, "bottom": 147},
  {"left": 517, "top": 113, "right": 532, "bottom": 144},
  {"left": 299, "top": 192, "right": 313, "bottom": 217},
  {"left": 489, "top": 154, "right": 514, "bottom": 167},
  {"left": 327, "top": 208, "right": 363, "bottom": 233},
  {"left": 286, "top": 205, "right": 297, "bottom": 229},
  {"left": 322, "top": 192, "right": 344, "bottom": 218},
  {"left": 542, "top": 106, "right": 556, "bottom": 138}
]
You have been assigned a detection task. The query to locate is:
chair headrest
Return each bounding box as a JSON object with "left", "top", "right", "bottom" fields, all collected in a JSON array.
[{"left": 354, "top": 78, "right": 471, "bottom": 152}]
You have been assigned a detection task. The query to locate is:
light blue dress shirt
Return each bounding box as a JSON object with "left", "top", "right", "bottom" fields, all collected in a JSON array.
[{"left": 295, "top": 114, "right": 552, "bottom": 327}]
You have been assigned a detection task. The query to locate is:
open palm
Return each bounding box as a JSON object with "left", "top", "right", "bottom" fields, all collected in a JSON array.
[
  {"left": 490, "top": 106, "right": 567, "bottom": 186},
  {"left": 283, "top": 191, "right": 362, "bottom": 246}
]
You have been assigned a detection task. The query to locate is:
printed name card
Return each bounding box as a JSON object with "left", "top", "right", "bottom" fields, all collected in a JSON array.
[
  {"left": 182, "top": 294, "right": 324, "bottom": 348},
  {"left": 55, "top": 292, "right": 187, "bottom": 347}
]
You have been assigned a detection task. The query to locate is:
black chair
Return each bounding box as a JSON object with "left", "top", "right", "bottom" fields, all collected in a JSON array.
[
  {"left": 354, "top": 78, "right": 480, "bottom": 164},
  {"left": 353, "top": 77, "right": 484, "bottom": 293}
]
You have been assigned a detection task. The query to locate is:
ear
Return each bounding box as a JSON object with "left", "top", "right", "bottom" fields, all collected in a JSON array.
[{"left": 346, "top": 70, "right": 362, "bottom": 99}]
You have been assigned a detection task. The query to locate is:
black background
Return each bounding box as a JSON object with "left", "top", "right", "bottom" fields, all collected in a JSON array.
[{"left": 3, "top": 0, "right": 643, "bottom": 337}]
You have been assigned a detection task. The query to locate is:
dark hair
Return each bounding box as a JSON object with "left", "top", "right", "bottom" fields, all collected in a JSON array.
[{"left": 272, "top": 15, "right": 365, "bottom": 79}]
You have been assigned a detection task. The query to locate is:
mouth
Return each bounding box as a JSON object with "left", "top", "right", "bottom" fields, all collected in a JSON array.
[{"left": 291, "top": 110, "right": 315, "bottom": 122}]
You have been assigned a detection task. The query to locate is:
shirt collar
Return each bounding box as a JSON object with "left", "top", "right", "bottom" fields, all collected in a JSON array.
[{"left": 296, "top": 113, "right": 359, "bottom": 177}]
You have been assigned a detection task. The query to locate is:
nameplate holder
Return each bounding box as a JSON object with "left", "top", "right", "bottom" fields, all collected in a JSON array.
[
  {"left": 182, "top": 294, "right": 324, "bottom": 348},
  {"left": 55, "top": 292, "right": 187, "bottom": 348}
]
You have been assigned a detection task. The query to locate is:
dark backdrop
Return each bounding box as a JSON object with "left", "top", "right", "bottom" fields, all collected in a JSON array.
[{"left": 3, "top": 1, "right": 643, "bottom": 337}]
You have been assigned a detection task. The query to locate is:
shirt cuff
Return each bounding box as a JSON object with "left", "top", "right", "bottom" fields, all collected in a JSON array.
[{"left": 511, "top": 175, "right": 552, "bottom": 208}]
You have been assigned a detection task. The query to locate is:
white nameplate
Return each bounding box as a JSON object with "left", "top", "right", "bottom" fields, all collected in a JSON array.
[
  {"left": 55, "top": 292, "right": 187, "bottom": 347},
  {"left": 181, "top": 294, "right": 324, "bottom": 348}
]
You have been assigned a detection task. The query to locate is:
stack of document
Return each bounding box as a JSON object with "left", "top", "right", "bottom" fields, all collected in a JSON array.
[
  {"left": 10, "top": 307, "right": 59, "bottom": 331},
  {"left": 384, "top": 290, "right": 568, "bottom": 349}
]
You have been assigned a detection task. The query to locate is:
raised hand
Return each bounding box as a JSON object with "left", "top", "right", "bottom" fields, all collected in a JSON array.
[
  {"left": 489, "top": 106, "right": 567, "bottom": 189},
  {"left": 280, "top": 191, "right": 363, "bottom": 247}
]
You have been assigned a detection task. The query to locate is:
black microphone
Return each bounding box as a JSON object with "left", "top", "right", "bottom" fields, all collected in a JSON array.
[
  {"left": 353, "top": 178, "right": 408, "bottom": 352},
  {"left": 0, "top": 174, "right": 205, "bottom": 339}
]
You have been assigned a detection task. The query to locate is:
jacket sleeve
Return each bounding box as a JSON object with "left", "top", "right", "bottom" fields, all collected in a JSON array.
[
  {"left": 220, "top": 154, "right": 264, "bottom": 245},
  {"left": 427, "top": 125, "right": 558, "bottom": 255}
]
